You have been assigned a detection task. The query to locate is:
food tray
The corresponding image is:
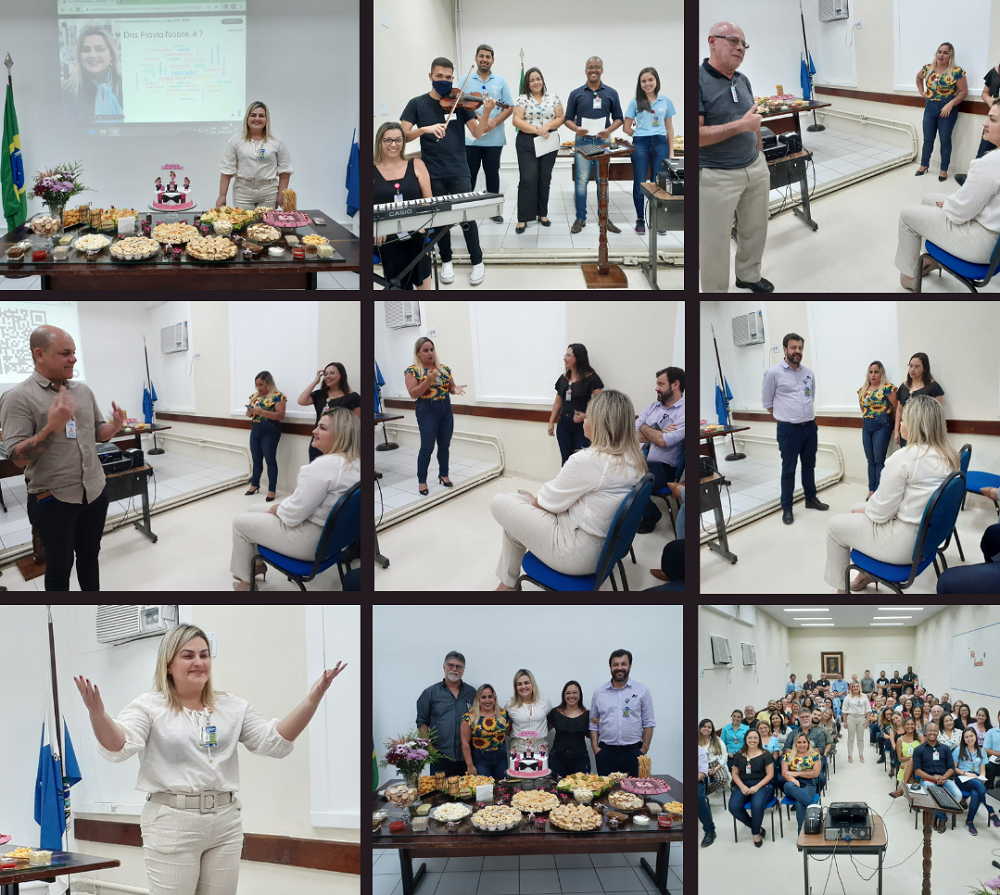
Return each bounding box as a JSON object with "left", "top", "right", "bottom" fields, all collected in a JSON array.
[
  {"left": 430, "top": 803, "right": 472, "bottom": 823},
  {"left": 471, "top": 814, "right": 523, "bottom": 833}
]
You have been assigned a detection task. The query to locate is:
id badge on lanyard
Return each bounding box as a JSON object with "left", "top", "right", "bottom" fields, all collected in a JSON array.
[
  {"left": 746, "top": 763, "right": 752, "bottom": 775},
  {"left": 731, "top": 84, "right": 739, "bottom": 103},
  {"left": 201, "top": 711, "right": 219, "bottom": 762},
  {"left": 66, "top": 419, "right": 77, "bottom": 439},
  {"left": 393, "top": 183, "right": 404, "bottom": 206}
]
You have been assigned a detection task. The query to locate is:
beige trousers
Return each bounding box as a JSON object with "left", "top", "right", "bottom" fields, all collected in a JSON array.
[
  {"left": 139, "top": 798, "right": 243, "bottom": 895},
  {"left": 231, "top": 181, "right": 280, "bottom": 210},
  {"left": 845, "top": 714, "right": 866, "bottom": 758},
  {"left": 230, "top": 503, "right": 325, "bottom": 582},
  {"left": 699, "top": 152, "right": 770, "bottom": 292},
  {"left": 824, "top": 502, "right": 920, "bottom": 590},
  {"left": 490, "top": 492, "right": 605, "bottom": 588},
  {"left": 895, "top": 193, "right": 998, "bottom": 277}
]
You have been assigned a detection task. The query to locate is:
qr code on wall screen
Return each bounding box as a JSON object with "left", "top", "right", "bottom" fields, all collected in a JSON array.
[{"left": 0, "top": 308, "right": 47, "bottom": 375}]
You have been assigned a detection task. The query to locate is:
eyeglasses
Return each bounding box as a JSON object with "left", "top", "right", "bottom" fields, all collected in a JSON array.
[
  {"left": 382, "top": 137, "right": 403, "bottom": 145},
  {"left": 711, "top": 34, "right": 749, "bottom": 50},
  {"left": 445, "top": 663, "right": 465, "bottom": 670}
]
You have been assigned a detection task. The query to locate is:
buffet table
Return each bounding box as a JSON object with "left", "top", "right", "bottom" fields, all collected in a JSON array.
[
  {"left": 373, "top": 773, "right": 682, "bottom": 895},
  {"left": 1, "top": 846, "right": 120, "bottom": 895},
  {"left": 0, "top": 209, "right": 359, "bottom": 290}
]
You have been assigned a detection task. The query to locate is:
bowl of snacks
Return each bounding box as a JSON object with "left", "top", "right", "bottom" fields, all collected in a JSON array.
[
  {"left": 73, "top": 233, "right": 112, "bottom": 253},
  {"left": 471, "top": 805, "right": 522, "bottom": 832},
  {"left": 430, "top": 802, "right": 472, "bottom": 823},
  {"left": 110, "top": 236, "right": 160, "bottom": 261},
  {"left": 384, "top": 783, "right": 419, "bottom": 808}
]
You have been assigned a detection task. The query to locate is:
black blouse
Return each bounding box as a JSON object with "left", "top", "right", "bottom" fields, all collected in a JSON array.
[
  {"left": 310, "top": 388, "right": 362, "bottom": 424},
  {"left": 555, "top": 373, "right": 604, "bottom": 419},
  {"left": 547, "top": 708, "right": 591, "bottom": 753},
  {"left": 897, "top": 381, "right": 944, "bottom": 406},
  {"left": 734, "top": 750, "right": 774, "bottom": 786}
]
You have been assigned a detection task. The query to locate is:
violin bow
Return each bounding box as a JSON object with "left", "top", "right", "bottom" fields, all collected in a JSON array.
[{"left": 438, "top": 63, "right": 477, "bottom": 139}]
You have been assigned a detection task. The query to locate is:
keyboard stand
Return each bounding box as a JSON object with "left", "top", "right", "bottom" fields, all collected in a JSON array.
[{"left": 375, "top": 223, "right": 450, "bottom": 290}]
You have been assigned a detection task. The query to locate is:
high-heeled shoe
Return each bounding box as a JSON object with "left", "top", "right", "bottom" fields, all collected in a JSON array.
[
  {"left": 419, "top": 484, "right": 429, "bottom": 496},
  {"left": 245, "top": 487, "right": 260, "bottom": 495},
  {"left": 253, "top": 559, "right": 267, "bottom": 581},
  {"left": 266, "top": 493, "right": 276, "bottom": 502},
  {"left": 439, "top": 476, "right": 454, "bottom": 488}
]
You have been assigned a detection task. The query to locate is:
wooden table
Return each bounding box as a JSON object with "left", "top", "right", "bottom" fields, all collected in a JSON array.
[
  {"left": 904, "top": 784, "right": 963, "bottom": 895},
  {"left": 0, "top": 210, "right": 358, "bottom": 290},
  {"left": 760, "top": 100, "right": 832, "bottom": 136},
  {"left": 374, "top": 775, "right": 682, "bottom": 895},
  {"left": 767, "top": 149, "right": 817, "bottom": 230},
  {"left": 638, "top": 182, "right": 682, "bottom": 291},
  {"left": 563, "top": 146, "right": 684, "bottom": 180},
  {"left": 700, "top": 425, "right": 751, "bottom": 467},
  {"left": 581, "top": 144, "right": 635, "bottom": 289},
  {"left": 0, "top": 846, "right": 120, "bottom": 895},
  {"left": 797, "top": 814, "right": 886, "bottom": 895}
]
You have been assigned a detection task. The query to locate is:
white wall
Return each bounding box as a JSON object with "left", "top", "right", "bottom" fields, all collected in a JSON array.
[
  {"left": 787, "top": 627, "right": 917, "bottom": 685},
  {"left": 916, "top": 605, "right": 1000, "bottom": 710},
  {"left": 373, "top": 605, "right": 683, "bottom": 784},
  {"left": 698, "top": 604, "right": 791, "bottom": 724},
  {"left": 0, "top": 0, "right": 358, "bottom": 231}
]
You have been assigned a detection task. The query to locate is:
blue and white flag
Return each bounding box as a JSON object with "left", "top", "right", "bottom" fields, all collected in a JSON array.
[
  {"left": 346, "top": 127, "right": 360, "bottom": 218},
  {"left": 35, "top": 711, "right": 82, "bottom": 854},
  {"left": 143, "top": 379, "right": 159, "bottom": 424}
]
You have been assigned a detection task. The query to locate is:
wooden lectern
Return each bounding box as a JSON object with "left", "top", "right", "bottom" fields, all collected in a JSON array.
[{"left": 581, "top": 141, "right": 636, "bottom": 289}]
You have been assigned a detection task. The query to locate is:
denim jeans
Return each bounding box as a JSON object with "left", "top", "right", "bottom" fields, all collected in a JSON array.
[
  {"left": 631, "top": 135, "right": 669, "bottom": 220},
  {"left": 249, "top": 424, "right": 281, "bottom": 491},
  {"left": 956, "top": 776, "right": 995, "bottom": 824},
  {"left": 414, "top": 397, "right": 454, "bottom": 484},
  {"left": 698, "top": 780, "right": 716, "bottom": 834},
  {"left": 776, "top": 420, "right": 818, "bottom": 510},
  {"left": 573, "top": 135, "right": 604, "bottom": 221},
  {"left": 921, "top": 100, "right": 958, "bottom": 171},
  {"left": 556, "top": 415, "right": 590, "bottom": 466},
  {"left": 783, "top": 781, "right": 818, "bottom": 832},
  {"left": 549, "top": 750, "right": 591, "bottom": 778},
  {"left": 471, "top": 748, "right": 507, "bottom": 781},
  {"left": 729, "top": 782, "right": 774, "bottom": 835},
  {"left": 939, "top": 523, "right": 1000, "bottom": 593},
  {"left": 862, "top": 417, "right": 893, "bottom": 492}
]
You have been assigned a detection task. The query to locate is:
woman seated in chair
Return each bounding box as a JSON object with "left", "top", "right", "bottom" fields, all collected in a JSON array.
[
  {"left": 782, "top": 732, "right": 822, "bottom": 834},
  {"left": 231, "top": 407, "right": 361, "bottom": 591},
  {"left": 491, "top": 389, "right": 647, "bottom": 591},
  {"left": 728, "top": 729, "right": 775, "bottom": 847},
  {"left": 698, "top": 718, "right": 731, "bottom": 793},
  {"left": 895, "top": 99, "right": 1000, "bottom": 291},
  {"left": 824, "top": 395, "right": 960, "bottom": 593},
  {"left": 938, "top": 515, "right": 1000, "bottom": 594},
  {"left": 890, "top": 716, "right": 924, "bottom": 799}
]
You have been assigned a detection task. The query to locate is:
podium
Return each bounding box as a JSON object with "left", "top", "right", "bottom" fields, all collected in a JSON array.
[{"left": 581, "top": 141, "right": 636, "bottom": 289}]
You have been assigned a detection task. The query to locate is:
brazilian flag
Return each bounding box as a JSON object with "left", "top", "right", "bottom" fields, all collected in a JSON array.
[
  {"left": 373, "top": 738, "right": 378, "bottom": 791},
  {"left": 2, "top": 84, "right": 27, "bottom": 232}
]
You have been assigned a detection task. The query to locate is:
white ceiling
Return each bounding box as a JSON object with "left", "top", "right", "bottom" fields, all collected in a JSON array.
[{"left": 756, "top": 605, "right": 950, "bottom": 629}]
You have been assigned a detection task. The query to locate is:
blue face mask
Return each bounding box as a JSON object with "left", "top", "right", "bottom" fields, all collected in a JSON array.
[{"left": 432, "top": 80, "right": 453, "bottom": 96}]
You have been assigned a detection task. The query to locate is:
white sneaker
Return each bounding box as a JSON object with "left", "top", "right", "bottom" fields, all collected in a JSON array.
[
  {"left": 440, "top": 261, "right": 454, "bottom": 284},
  {"left": 470, "top": 262, "right": 486, "bottom": 285}
]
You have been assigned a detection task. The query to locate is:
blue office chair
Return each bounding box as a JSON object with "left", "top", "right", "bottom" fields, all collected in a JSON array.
[
  {"left": 918, "top": 232, "right": 1000, "bottom": 292},
  {"left": 782, "top": 791, "right": 821, "bottom": 824},
  {"left": 629, "top": 446, "right": 684, "bottom": 566},
  {"left": 252, "top": 482, "right": 361, "bottom": 591},
  {"left": 962, "top": 442, "right": 1000, "bottom": 518},
  {"left": 732, "top": 792, "right": 782, "bottom": 842},
  {"left": 516, "top": 474, "right": 654, "bottom": 591},
  {"left": 845, "top": 472, "right": 965, "bottom": 594},
  {"left": 940, "top": 444, "right": 971, "bottom": 562}
]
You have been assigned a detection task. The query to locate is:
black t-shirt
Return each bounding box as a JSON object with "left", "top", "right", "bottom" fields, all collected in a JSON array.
[
  {"left": 400, "top": 93, "right": 477, "bottom": 180},
  {"left": 547, "top": 708, "right": 591, "bottom": 754},
  {"left": 940, "top": 702, "right": 953, "bottom": 714},
  {"left": 310, "top": 388, "right": 362, "bottom": 424},
  {"left": 816, "top": 679, "right": 830, "bottom": 694},
  {"left": 897, "top": 381, "right": 944, "bottom": 406},
  {"left": 877, "top": 677, "right": 890, "bottom": 689},
  {"left": 890, "top": 677, "right": 903, "bottom": 691},
  {"left": 555, "top": 372, "right": 604, "bottom": 419},
  {"left": 803, "top": 680, "right": 817, "bottom": 693},
  {"left": 985, "top": 67, "right": 1000, "bottom": 99},
  {"left": 903, "top": 672, "right": 918, "bottom": 684},
  {"left": 734, "top": 750, "right": 774, "bottom": 786}
]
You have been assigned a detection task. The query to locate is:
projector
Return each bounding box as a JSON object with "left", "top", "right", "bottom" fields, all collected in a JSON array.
[
  {"left": 96, "top": 442, "right": 133, "bottom": 474},
  {"left": 659, "top": 158, "right": 684, "bottom": 195},
  {"left": 824, "top": 802, "right": 872, "bottom": 840}
]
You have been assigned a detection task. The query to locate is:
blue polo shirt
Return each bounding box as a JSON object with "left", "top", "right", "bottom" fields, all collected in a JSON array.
[
  {"left": 464, "top": 70, "right": 514, "bottom": 147},
  {"left": 625, "top": 94, "right": 675, "bottom": 138},
  {"left": 565, "top": 82, "right": 624, "bottom": 138},
  {"left": 721, "top": 722, "right": 749, "bottom": 755}
]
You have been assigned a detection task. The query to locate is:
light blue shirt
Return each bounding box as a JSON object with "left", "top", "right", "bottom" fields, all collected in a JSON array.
[
  {"left": 625, "top": 94, "right": 675, "bottom": 138},
  {"left": 983, "top": 727, "right": 1000, "bottom": 755},
  {"left": 721, "top": 723, "right": 749, "bottom": 755},
  {"left": 786, "top": 681, "right": 800, "bottom": 695},
  {"left": 952, "top": 744, "right": 987, "bottom": 775},
  {"left": 464, "top": 71, "right": 514, "bottom": 147},
  {"left": 588, "top": 678, "right": 655, "bottom": 746},
  {"left": 636, "top": 395, "right": 684, "bottom": 467},
  {"left": 762, "top": 360, "right": 816, "bottom": 424},
  {"left": 831, "top": 680, "right": 848, "bottom": 696}
]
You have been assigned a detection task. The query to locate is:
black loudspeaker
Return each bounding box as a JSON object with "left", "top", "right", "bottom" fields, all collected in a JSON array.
[
  {"left": 780, "top": 132, "right": 803, "bottom": 153},
  {"left": 804, "top": 805, "right": 822, "bottom": 834},
  {"left": 125, "top": 448, "right": 144, "bottom": 469}
]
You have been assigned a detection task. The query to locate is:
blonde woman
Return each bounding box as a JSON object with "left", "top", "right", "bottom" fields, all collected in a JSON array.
[
  {"left": 231, "top": 407, "right": 361, "bottom": 591},
  {"left": 245, "top": 371, "right": 288, "bottom": 501},
  {"left": 825, "top": 394, "right": 960, "bottom": 593},
  {"left": 842, "top": 680, "right": 870, "bottom": 762},
  {"left": 74, "top": 624, "right": 345, "bottom": 895},
  {"left": 217, "top": 101, "right": 294, "bottom": 209},
  {"left": 61, "top": 26, "right": 124, "bottom": 118},
  {"left": 404, "top": 337, "right": 468, "bottom": 495},
  {"left": 460, "top": 684, "right": 510, "bottom": 779},
  {"left": 506, "top": 669, "right": 552, "bottom": 753},
  {"left": 858, "top": 361, "right": 898, "bottom": 497},
  {"left": 491, "top": 389, "right": 648, "bottom": 591},
  {"left": 915, "top": 43, "right": 968, "bottom": 181}
]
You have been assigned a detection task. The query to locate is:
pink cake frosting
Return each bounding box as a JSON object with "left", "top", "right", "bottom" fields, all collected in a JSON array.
[
  {"left": 620, "top": 777, "right": 670, "bottom": 795},
  {"left": 152, "top": 199, "right": 196, "bottom": 211}
]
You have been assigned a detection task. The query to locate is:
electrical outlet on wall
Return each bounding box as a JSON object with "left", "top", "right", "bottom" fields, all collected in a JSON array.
[
  {"left": 194, "top": 351, "right": 201, "bottom": 360},
  {"left": 428, "top": 326, "right": 437, "bottom": 337}
]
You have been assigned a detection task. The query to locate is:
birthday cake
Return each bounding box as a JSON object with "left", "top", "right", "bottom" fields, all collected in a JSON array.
[
  {"left": 153, "top": 175, "right": 195, "bottom": 212},
  {"left": 508, "top": 739, "right": 550, "bottom": 778}
]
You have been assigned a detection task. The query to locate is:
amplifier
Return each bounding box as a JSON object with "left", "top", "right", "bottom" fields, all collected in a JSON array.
[
  {"left": 125, "top": 448, "right": 144, "bottom": 469},
  {"left": 824, "top": 825, "right": 872, "bottom": 841},
  {"left": 824, "top": 802, "right": 872, "bottom": 840},
  {"left": 763, "top": 143, "right": 789, "bottom": 161},
  {"left": 761, "top": 126, "right": 777, "bottom": 148},
  {"left": 96, "top": 442, "right": 132, "bottom": 475},
  {"left": 780, "top": 132, "right": 803, "bottom": 153}
]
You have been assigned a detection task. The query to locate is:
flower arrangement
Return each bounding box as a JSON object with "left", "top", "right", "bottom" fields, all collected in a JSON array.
[
  {"left": 970, "top": 877, "right": 1000, "bottom": 895},
  {"left": 30, "top": 162, "right": 92, "bottom": 209},
  {"left": 380, "top": 730, "right": 447, "bottom": 779}
]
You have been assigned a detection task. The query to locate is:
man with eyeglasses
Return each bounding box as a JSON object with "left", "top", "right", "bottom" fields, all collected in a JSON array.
[
  {"left": 699, "top": 22, "right": 773, "bottom": 294},
  {"left": 416, "top": 650, "right": 477, "bottom": 777}
]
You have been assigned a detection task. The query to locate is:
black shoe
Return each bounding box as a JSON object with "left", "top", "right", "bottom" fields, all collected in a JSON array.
[
  {"left": 805, "top": 499, "right": 830, "bottom": 510},
  {"left": 419, "top": 485, "right": 429, "bottom": 496},
  {"left": 701, "top": 831, "right": 717, "bottom": 847},
  {"left": 265, "top": 495, "right": 276, "bottom": 502},
  {"left": 782, "top": 510, "right": 794, "bottom": 525},
  {"left": 754, "top": 836, "right": 763, "bottom": 848},
  {"left": 956, "top": 173, "right": 968, "bottom": 186},
  {"left": 877, "top": 757, "right": 886, "bottom": 764},
  {"left": 915, "top": 167, "right": 927, "bottom": 176},
  {"left": 515, "top": 224, "right": 526, "bottom": 234},
  {"left": 735, "top": 277, "right": 774, "bottom": 293},
  {"left": 760, "top": 827, "right": 766, "bottom": 841},
  {"left": 490, "top": 215, "right": 504, "bottom": 223},
  {"left": 538, "top": 217, "right": 551, "bottom": 227},
  {"left": 438, "top": 476, "right": 454, "bottom": 488},
  {"left": 938, "top": 173, "right": 948, "bottom": 182},
  {"left": 245, "top": 487, "right": 261, "bottom": 495}
]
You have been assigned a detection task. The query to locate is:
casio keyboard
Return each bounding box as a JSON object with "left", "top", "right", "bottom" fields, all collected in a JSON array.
[{"left": 374, "top": 191, "right": 504, "bottom": 238}]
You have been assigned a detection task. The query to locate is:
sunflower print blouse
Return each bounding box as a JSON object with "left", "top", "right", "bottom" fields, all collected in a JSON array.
[
  {"left": 248, "top": 391, "right": 288, "bottom": 427},
  {"left": 463, "top": 709, "right": 510, "bottom": 752},
  {"left": 920, "top": 65, "right": 966, "bottom": 102},
  {"left": 405, "top": 364, "right": 453, "bottom": 401},
  {"left": 785, "top": 750, "right": 820, "bottom": 773},
  {"left": 857, "top": 383, "right": 896, "bottom": 420}
]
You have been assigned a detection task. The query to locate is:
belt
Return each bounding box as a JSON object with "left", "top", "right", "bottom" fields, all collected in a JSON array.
[
  {"left": 598, "top": 742, "right": 642, "bottom": 749},
  {"left": 776, "top": 420, "right": 814, "bottom": 426},
  {"left": 234, "top": 176, "right": 278, "bottom": 189},
  {"left": 147, "top": 791, "right": 234, "bottom": 813}
]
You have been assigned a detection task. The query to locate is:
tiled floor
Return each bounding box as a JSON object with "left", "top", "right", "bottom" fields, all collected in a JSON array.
[
  {"left": 374, "top": 444, "right": 501, "bottom": 517},
  {"left": 699, "top": 454, "right": 840, "bottom": 532},
  {"left": 0, "top": 271, "right": 358, "bottom": 290},
  {"left": 372, "top": 847, "right": 682, "bottom": 895}
]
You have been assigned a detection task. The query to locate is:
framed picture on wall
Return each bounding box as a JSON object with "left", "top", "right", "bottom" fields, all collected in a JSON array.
[{"left": 822, "top": 652, "right": 844, "bottom": 677}]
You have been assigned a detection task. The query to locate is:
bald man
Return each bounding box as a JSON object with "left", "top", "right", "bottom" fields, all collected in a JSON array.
[
  {"left": 565, "top": 55, "right": 624, "bottom": 234},
  {"left": 699, "top": 22, "right": 773, "bottom": 293},
  {"left": 0, "top": 326, "right": 126, "bottom": 591}
]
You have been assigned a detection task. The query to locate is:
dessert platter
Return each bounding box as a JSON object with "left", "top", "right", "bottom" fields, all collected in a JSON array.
[
  {"left": 73, "top": 233, "right": 112, "bottom": 253},
  {"left": 185, "top": 235, "right": 239, "bottom": 262},
  {"left": 429, "top": 802, "right": 472, "bottom": 823},
  {"left": 620, "top": 776, "right": 671, "bottom": 796},
  {"left": 548, "top": 803, "right": 603, "bottom": 832},
  {"left": 262, "top": 209, "right": 313, "bottom": 230},
  {"left": 471, "top": 805, "right": 522, "bottom": 832},
  {"left": 510, "top": 788, "right": 559, "bottom": 813},
  {"left": 246, "top": 223, "right": 281, "bottom": 245},
  {"left": 152, "top": 222, "right": 199, "bottom": 244}
]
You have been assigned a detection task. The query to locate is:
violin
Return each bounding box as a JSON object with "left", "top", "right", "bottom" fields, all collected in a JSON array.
[{"left": 438, "top": 89, "right": 511, "bottom": 112}]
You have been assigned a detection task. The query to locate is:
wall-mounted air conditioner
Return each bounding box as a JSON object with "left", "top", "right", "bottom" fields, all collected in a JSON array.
[
  {"left": 711, "top": 635, "right": 732, "bottom": 666},
  {"left": 742, "top": 643, "right": 757, "bottom": 666},
  {"left": 385, "top": 301, "right": 422, "bottom": 329},
  {"left": 97, "top": 605, "right": 178, "bottom": 645},
  {"left": 732, "top": 311, "right": 765, "bottom": 347},
  {"left": 160, "top": 322, "right": 189, "bottom": 354},
  {"left": 818, "top": 0, "right": 849, "bottom": 22}
]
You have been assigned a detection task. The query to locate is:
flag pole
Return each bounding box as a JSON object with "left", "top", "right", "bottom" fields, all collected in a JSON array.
[
  {"left": 46, "top": 604, "right": 72, "bottom": 886},
  {"left": 143, "top": 335, "right": 164, "bottom": 454},
  {"left": 4, "top": 53, "right": 12, "bottom": 91},
  {"left": 711, "top": 323, "right": 745, "bottom": 461},
  {"left": 799, "top": 0, "right": 825, "bottom": 132}
]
